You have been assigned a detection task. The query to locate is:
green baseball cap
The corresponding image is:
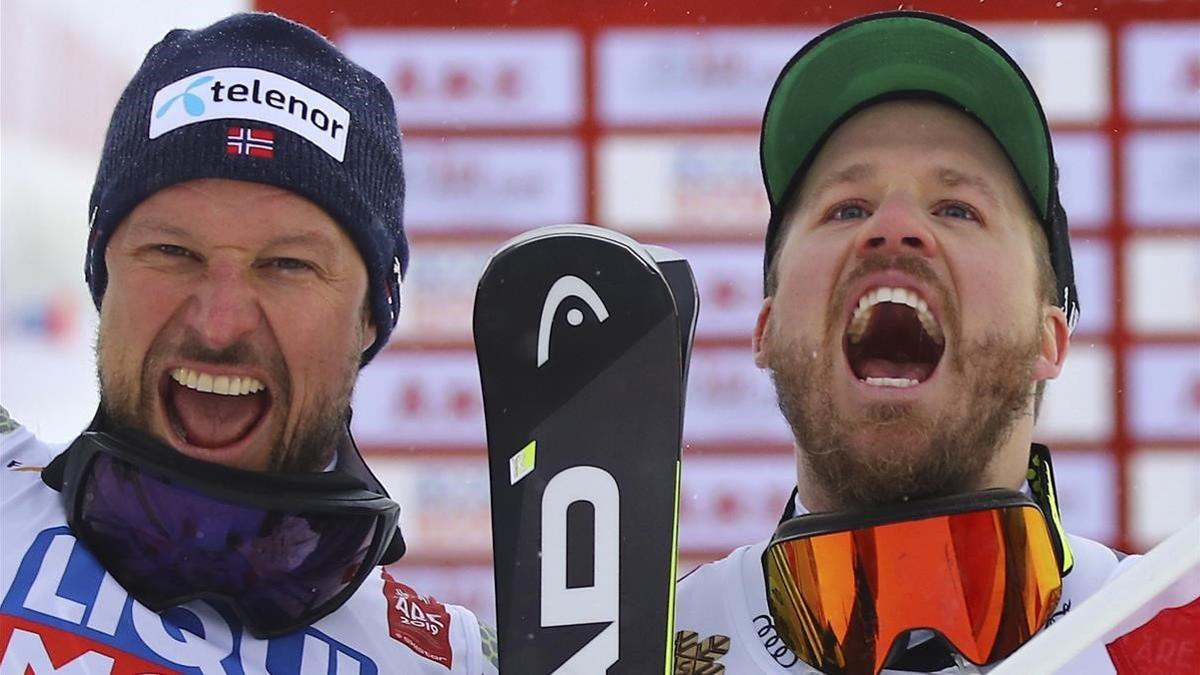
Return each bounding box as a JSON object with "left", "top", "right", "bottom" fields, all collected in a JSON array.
[{"left": 760, "top": 11, "right": 1078, "bottom": 330}]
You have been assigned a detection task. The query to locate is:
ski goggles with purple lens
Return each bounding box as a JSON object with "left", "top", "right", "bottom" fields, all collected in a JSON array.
[{"left": 43, "top": 429, "right": 403, "bottom": 638}]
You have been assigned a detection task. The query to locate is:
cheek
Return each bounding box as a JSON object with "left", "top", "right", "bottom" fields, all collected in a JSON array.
[
  {"left": 773, "top": 246, "right": 841, "bottom": 329},
  {"left": 261, "top": 293, "right": 366, "bottom": 374},
  {"left": 953, "top": 246, "right": 1039, "bottom": 327},
  {"left": 99, "top": 272, "right": 185, "bottom": 359}
]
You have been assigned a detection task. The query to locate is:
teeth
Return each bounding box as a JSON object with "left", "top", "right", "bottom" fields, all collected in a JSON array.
[
  {"left": 847, "top": 286, "right": 945, "bottom": 345},
  {"left": 171, "top": 368, "right": 265, "bottom": 396},
  {"left": 864, "top": 377, "right": 920, "bottom": 388}
]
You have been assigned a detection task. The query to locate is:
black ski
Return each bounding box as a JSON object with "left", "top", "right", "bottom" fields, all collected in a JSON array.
[{"left": 475, "top": 225, "right": 696, "bottom": 674}]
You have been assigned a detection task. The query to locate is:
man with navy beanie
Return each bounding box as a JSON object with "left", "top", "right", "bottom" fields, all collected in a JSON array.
[
  {"left": 86, "top": 11, "right": 406, "bottom": 364},
  {"left": 1, "top": 13, "right": 498, "bottom": 673}
]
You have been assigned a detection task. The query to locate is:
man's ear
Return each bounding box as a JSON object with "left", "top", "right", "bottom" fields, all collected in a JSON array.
[
  {"left": 1032, "top": 303, "right": 1070, "bottom": 381},
  {"left": 361, "top": 309, "right": 378, "bottom": 353},
  {"left": 752, "top": 296, "right": 773, "bottom": 369}
]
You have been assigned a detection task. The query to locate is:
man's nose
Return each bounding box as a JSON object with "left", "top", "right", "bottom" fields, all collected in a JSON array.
[
  {"left": 853, "top": 195, "right": 940, "bottom": 258},
  {"left": 186, "top": 264, "right": 262, "bottom": 349}
]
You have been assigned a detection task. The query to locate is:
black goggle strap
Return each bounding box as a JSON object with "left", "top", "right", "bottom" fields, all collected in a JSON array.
[
  {"left": 336, "top": 420, "right": 407, "bottom": 565},
  {"left": 1027, "top": 443, "right": 1074, "bottom": 576},
  {"left": 44, "top": 406, "right": 139, "bottom": 492},
  {"left": 779, "top": 486, "right": 800, "bottom": 523}
]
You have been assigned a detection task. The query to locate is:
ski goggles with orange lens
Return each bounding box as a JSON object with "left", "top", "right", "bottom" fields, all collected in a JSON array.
[{"left": 763, "top": 489, "right": 1065, "bottom": 675}]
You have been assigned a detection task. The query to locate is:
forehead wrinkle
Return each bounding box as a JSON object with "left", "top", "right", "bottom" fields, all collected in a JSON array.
[{"left": 121, "top": 214, "right": 344, "bottom": 251}]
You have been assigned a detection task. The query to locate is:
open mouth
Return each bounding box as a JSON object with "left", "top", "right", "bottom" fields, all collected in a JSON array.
[
  {"left": 163, "top": 367, "right": 271, "bottom": 449},
  {"left": 844, "top": 286, "right": 946, "bottom": 388}
]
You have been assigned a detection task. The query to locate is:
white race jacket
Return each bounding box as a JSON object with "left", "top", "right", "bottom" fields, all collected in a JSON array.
[
  {"left": 675, "top": 517, "right": 1139, "bottom": 673},
  {"left": 0, "top": 412, "right": 499, "bottom": 675}
]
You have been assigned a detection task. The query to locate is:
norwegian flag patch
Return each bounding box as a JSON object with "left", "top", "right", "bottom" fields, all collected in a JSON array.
[{"left": 226, "top": 126, "right": 275, "bottom": 158}]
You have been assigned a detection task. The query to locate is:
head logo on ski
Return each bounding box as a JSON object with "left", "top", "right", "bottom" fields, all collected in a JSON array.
[{"left": 537, "top": 275, "right": 611, "bottom": 368}]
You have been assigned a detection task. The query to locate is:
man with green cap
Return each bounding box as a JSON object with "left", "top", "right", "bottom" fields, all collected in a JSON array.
[{"left": 673, "top": 11, "right": 1141, "bottom": 673}]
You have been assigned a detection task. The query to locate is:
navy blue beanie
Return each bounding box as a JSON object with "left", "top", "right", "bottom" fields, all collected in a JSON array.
[{"left": 86, "top": 12, "right": 406, "bottom": 364}]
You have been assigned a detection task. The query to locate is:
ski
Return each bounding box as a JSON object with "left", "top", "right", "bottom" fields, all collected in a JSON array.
[{"left": 475, "top": 225, "right": 696, "bottom": 674}]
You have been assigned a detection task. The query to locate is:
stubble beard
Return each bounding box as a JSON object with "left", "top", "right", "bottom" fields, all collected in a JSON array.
[
  {"left": 765, "top": 309, "right": 1041, "bottom": 511},
  {"left": 96, "top": 327, "right": 361, "bottom": 473}
]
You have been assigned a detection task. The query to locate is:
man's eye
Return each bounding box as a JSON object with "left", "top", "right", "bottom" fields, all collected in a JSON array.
[
  {"left": 268, "top": 258, "right": 314, "bottom": 271},
  {"left": 829, "top": 203, "right": 870, "bottom": 221},
  {"left": 156, "top": 244, "right": 194, "bottom": 258},
  {"left": 936, "top": 202, "right": 979, "bottom": 221}
]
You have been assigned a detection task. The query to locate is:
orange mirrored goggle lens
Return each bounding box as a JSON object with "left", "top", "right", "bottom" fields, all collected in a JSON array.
[{"left": 764, "top": 504, "right": 1062, "bottom": 675}]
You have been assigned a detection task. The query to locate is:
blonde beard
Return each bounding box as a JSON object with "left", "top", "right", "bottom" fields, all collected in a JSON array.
[{"left": 765, "top": 322, "right": 1040, "bottom": 510}]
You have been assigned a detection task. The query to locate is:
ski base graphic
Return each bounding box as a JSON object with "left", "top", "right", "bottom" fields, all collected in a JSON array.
[{"left": 475, "top": 225, "right": 696, "bottom": 674}]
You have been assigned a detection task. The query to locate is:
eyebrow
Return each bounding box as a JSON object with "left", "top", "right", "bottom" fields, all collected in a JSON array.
[
  {"left": 935, "top": 167, "right": 1003, "bottom": 208},
  {"left": 264, "top": 231, "right": 339, "bottom": 250},
  {"left": 802, "top": 163, "right": 1005, "bottom": 209},
  {"left": 123, "top": 220, "right": 193, "bottom": 240},
  {"left": 804, "top": 163, "right": 876, "bottom": 204}
]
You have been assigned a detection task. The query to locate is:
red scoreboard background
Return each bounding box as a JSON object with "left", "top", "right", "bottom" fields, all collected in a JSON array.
[{"left": 257, "top": 0, "right": 1200, "bottom": 623}]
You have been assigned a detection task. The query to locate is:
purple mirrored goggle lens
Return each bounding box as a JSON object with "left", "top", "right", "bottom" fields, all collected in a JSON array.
[{"left": 75, "top": 452, "right": 383, "bottom": 634}]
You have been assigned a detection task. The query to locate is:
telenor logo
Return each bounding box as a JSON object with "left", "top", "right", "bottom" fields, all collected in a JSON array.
[
  {"left": 149, "top": 67, "right": 351, "bottom": 162},
  {"left": 156, "top": 75, "right": 214, "bottom": 117}
]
